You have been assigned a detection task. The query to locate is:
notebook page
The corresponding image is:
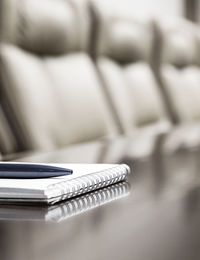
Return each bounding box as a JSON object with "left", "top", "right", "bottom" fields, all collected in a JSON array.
[{"left": 0, "top": 164, "right": 118, "bottom": 196}]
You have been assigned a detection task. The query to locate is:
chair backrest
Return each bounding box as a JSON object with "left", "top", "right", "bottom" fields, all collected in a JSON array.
[
  {"left": 0, "top": 0, "right": 118, "bottom": 152},
  {"left": 154, "top": 17, "right": 200, "bottom": 124},
  {"left": 0, "top": 105, "right": 17, "bottom": 154},
  {"left": 90, "top": 1, "right": 171, "bottom": 136},
  {"left": 0, "top": 0, "right": 16, "bottom": 154}
]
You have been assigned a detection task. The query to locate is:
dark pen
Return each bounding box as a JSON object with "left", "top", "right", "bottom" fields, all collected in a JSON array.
[{"left": 0, "top": 163, "right": 73, "bottom": 178}]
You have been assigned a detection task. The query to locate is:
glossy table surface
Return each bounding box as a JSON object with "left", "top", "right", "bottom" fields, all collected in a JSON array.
[{"left": 1, "top": 135, "right": 200, "bottom": 260}]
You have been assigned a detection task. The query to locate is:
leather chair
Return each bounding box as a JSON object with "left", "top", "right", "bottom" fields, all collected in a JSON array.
[
  {"left": 0, "top": 0, "right": 16, "bottom": 155},
  {"left": 154, "top": 17, "right": 200, "bottom": 123},
  {"left": 89, "top": 2, "right": 171, "bottom": 157},
  {"left": 153, "top": 17, "right": 200, "bottom": 152},
  {"left": 90, "top": 2, "right": 171, "bottom": 136},
  {"left": 0, "top": 0, "right": 118, "bottom": 153}
]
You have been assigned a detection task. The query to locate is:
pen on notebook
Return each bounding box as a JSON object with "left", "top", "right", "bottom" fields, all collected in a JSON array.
[{"left": 0, "top": 163, "right": 73, "bottom": 178}]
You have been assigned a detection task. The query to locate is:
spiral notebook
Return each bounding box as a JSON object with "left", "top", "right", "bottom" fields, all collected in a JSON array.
[
  {"left": 0, "top": 163, "right": 130, "bottom": 205},
  {"left": 0, "top": 182, "right": 130, "bottom": 221}
]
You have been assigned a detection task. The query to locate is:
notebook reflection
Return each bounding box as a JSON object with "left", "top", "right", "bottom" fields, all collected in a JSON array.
[{"left": 0, "top": 182, "right": 130, "bottom": 222}]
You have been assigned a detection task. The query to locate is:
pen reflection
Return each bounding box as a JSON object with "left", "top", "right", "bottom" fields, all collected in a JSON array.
[{"left": 0, "top": 182, "right": 130, "bottom": 222}]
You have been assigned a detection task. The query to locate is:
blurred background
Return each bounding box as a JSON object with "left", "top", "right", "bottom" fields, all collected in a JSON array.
[
  {"left": 1, "top": 0, "right": 200, "bottom": 159},
  {"left": 1, "top": 1, "right": 200, "bottom": 260}
]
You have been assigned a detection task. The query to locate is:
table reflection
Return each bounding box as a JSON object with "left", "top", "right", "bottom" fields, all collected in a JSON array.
[{"left": 0, "top": 182, "right": 130, "bottom": 222}]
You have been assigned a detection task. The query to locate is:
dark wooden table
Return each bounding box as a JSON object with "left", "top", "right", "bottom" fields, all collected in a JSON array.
[{"left": 1, "top": 136, "right": 200, "bottom": 260}]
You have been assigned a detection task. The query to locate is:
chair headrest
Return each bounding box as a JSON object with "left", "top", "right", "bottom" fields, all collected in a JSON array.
[
  {"left": 156, "top": 18, "right": 198, "bottom": 67},
  {"left": 92, "top": 2, "right": 153, "bottom": 63},
  {"left": 1, "top": 0, "right": 90, "bottom": 55}
]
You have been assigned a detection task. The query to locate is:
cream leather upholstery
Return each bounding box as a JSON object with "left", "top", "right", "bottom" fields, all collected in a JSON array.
[
  {"left": 1, "top": 0, "right": 90, "bottom": 54},
  {"left": 95, "top": 15, "right": 153, "bottom": 64},
  {"left": 0, "top": 0, "right": 117, "bottom": 152},
  {"left": 161, "top": 66, "right": 200, "bottom": 122},
  {"left": 91, "top": 2, "right": 171, "bottom": 137},
  {"left": 154, "top": 18, "right": 200, "bottom": 123},
  {"left": 154, "top": 18, "right": 200, "bottom": 152},
  {"left": 97, "top": 58, "right": 170, "bottom": 136},
  {"left": 160, "top": 21, "right": 197, "bottom": 67},
  {"left": 0, "top": 0, "right": 16, "bottom": 154},
  {"left": 0, "top": 105, "right": 17, "bottom": 154}
]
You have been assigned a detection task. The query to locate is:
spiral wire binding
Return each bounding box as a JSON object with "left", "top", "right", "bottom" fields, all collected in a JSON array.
[
  {"left": 47, "top": 181, "right": 130, "bottom": 222},
  {"left": 46, "top": 164, "right": 130, "bottom": 204}
]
